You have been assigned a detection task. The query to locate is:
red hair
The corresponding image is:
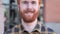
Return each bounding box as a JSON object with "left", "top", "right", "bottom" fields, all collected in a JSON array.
[{"left": 17, "top": 0, "right": 42, "bottom": 5}]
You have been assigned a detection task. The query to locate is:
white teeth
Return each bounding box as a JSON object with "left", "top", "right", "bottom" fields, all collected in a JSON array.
[{"left": 25, "top": 13, "right": 33, "bottom": 17}]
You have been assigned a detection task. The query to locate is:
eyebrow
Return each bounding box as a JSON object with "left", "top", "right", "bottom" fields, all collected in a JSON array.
[
  {"left": 21, "top": 1, "right": 28, "bottom": 3},
  {"left": 21, "top": 0, "right": 36, "bottom": 2},
  {"left": 31, "top": 1, "right": 36, "bottom": 3}
]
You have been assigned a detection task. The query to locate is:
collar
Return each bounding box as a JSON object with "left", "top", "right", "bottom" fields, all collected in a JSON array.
[
  {"left": 33, "top": 22, "right": 42, "bottom": 32},
  {"left": 20, "top": 21, "right": 42, "bottom": 33},
  {"left": 21, "top": 18, "right": 37, "bottom": 32}
]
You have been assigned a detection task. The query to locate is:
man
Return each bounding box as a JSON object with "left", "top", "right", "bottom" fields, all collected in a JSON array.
[{"left": 5, "top": 0, "right": 56, "bottom": 34}]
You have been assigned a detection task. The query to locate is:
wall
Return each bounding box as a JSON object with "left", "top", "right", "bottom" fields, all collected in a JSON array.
[
  {"left": 44, "top": 0, "right": 60, "bottom": 34},
  {"left": 44, "top": 0, "right": 60, "bottom": 22}
]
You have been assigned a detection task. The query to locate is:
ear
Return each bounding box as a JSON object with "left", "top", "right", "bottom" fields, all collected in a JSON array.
[
  {"left": 39, "top": 4, "right": 41, "bottom": 8},
  {"left": 17, "top": 5, "right": 20, "bottom": 11},
  {"left": 38, "top": 4, "right": 41, "bottom": 10},
  {"left": 18, "top": 5, "right": 20, "bottom": 8}
]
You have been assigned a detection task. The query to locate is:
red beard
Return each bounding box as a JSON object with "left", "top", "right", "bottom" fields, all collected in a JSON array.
[{"left": 20, "top": 10, "right": 39, "bottom": 23}]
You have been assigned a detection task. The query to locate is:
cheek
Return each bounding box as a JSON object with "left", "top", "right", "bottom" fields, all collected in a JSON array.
[
  {"left": 32, "top": 11, "right": 39, "bottom": 20},
  {"left": 32, "top": 5, "right": 39, "bottom": 12},
  {"left": 20, "top": 4, "right": 27, "bottom": 11}
]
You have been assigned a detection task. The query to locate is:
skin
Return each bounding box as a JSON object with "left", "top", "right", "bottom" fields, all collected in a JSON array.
[{"left": 18, "top": 0, "right": 41, "bottom": 23}]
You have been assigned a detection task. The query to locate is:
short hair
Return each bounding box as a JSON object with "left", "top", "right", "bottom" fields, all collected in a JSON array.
[{"left": 17, "top": 0, "right": 42, "bottom": 5}]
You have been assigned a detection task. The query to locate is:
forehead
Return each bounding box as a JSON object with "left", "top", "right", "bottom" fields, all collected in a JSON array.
[{"left": 20, "top": 0, "right": 38, "bottom": 2}]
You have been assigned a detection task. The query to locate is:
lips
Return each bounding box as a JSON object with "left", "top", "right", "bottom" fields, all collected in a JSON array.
[{"left": 24, "top": 12, "right": 34, "bottom": 18}]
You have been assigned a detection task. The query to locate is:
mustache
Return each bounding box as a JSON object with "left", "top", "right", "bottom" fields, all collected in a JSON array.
[{"left": 24, "top": 10, "right": 35, "bottom": 13}]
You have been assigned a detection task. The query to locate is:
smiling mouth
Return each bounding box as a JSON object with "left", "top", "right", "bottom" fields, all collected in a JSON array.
[{"left": 25, "top": 12, "right": 34, "bottom": 17}]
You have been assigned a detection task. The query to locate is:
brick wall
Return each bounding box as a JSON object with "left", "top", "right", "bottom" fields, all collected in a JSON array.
[{"left": 44, "top": 0, "right": 60, "bottom": 22}]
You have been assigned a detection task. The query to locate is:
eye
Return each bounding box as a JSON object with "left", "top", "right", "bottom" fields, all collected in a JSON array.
[
  {"left": 31, "top": 1, "right": 36, "bottom": 4},
  {"left": 22, "top": 1, "right": 28, "bottom": 4}
]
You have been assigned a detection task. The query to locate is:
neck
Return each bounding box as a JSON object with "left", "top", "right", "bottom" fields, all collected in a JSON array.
[
  {"left": 21, "top": 18, "right": 38, "bottom": 32},
  {"left": 21, "top": 18, "right": 37, "bottom": 24}
]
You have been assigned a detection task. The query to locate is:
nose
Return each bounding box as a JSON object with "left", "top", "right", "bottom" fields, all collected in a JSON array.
[{"left": 27, "top": 3, "right": 32, "bottom": 10}]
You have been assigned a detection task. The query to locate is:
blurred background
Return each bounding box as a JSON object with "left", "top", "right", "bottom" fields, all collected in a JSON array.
[{"left": 1, "top": 0, "right": 60, "bottom": 34}]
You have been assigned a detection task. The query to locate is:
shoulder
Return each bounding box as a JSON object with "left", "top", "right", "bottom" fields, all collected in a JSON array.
[
  {"left": 41, "top": 26, "right": 56, "bottom": 34},
  {"left": 5, "top": 24, "right": 21, "bottom": 34},
  {"left": 37, "top": 22, "right": 54, "bottom": 32},
  {"left": 47, "top": 27, "right": 54, "bottom": 32},
  {"left": 12, "top": 24, "right": 21, "bottom": 32},
  {"left": 42, "top": 25, "right": 54, "bottom": 32}
]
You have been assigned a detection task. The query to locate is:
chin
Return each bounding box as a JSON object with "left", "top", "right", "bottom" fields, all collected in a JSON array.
[{"left": 23, "top": 18, "right": 35, "bottom": 23}]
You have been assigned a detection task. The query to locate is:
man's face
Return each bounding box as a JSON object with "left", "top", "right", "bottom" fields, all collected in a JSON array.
[{"left": 19, "top": 0, "right": 40, "bottom": 23}]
